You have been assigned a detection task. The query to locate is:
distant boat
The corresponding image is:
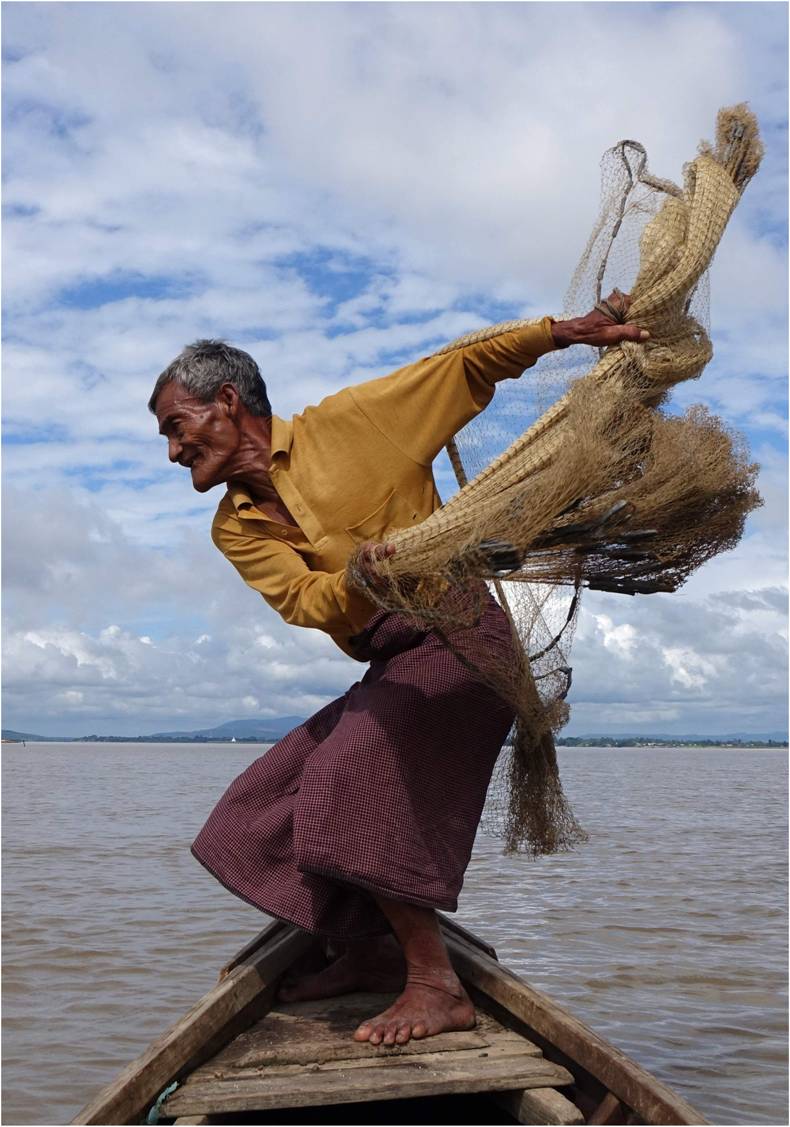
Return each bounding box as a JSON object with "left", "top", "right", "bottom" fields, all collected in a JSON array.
[{"left": 231, "top": 737, "right": 237, "bottom": 743}]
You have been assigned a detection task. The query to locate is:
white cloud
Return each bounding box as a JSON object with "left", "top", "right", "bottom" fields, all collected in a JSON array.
[
  {"left": 662, "top": 647, "right": 718, "bottom": 691},
  {"left": 2, "top": 2, "right": 786, "bottom": 737},
  {"left": 593, "top": 615, "right": 638, "bottom": 660}
]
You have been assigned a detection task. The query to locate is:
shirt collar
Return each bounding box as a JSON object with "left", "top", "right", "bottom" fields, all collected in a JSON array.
[
  {"left": 270, "top": 414, "right": 292, "bottom": 461},
  {"left": 227, "top": 415, "right": 292, "bottom": 514}
]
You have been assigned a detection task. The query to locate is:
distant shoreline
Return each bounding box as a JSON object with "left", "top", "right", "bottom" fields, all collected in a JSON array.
[
  {"left": 3, "top": 737, "right": 786, "bottom": 749},
  {"left": 556, "top": 738, "right": 788, "bottom": 749}
]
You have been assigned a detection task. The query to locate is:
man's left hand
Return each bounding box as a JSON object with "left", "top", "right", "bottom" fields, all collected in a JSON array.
[
  {"left": 550, "top": 289, "right": 650, "bottom": 349},
  {"left": 357, "top": 541, "right": 397, "bottom": 593}
]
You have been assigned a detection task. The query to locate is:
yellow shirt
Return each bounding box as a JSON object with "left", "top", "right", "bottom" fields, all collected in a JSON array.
[{"left": 212, "top": 317, "right": 557, "bottom": 659}]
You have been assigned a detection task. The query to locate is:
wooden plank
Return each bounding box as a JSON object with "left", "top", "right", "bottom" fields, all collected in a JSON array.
[
  {"left": 208, "top": 1000, "right": 494, "bottom": 1070},
  {"left": 182, "top": 990, "right": 541, "bottom": 1076},
  {"left": 218, "top": 917, "right": 289, "bottom": 980},
  {"left": 493, "top": 1086, "right": 585, "bottom": 1125},
  {"left": 589, "top": 1090, "right": 626, "bottom": 1124},
  {"left": 173, "top": 1117, "right": 216, "bottom": 1125},
  {"left": 444, "top": 931, "right": 709, "bottom": 1126},
  {"left": 164, "top": 1052, "right": 574, "bottom": 1116},
  {"left": 70, "top": 926, "right": 313, "bottom": 1125},
  {"left": 198, "top": 1039, "right": 546, "bottom": 1082}
]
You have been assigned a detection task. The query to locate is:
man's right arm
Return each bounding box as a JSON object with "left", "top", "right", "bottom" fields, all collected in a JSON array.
[
  {"left": 212, "top": 523, "right": 374, "bottom": 634},
  {"left": 348, "top": 300, "right": 649, "bottom": 468},
  {"left": 348, "top": 318, "right": 557, "bottom": 467}
]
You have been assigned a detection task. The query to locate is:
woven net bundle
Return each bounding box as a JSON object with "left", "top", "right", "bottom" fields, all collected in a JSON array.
[{"left": 347, "top": 105, "right": 763, "bottom": 856}]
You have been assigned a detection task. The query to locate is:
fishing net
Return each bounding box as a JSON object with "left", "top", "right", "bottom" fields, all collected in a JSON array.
[{"left": 347, "top": 105, "right": 763, "bottom": 856}]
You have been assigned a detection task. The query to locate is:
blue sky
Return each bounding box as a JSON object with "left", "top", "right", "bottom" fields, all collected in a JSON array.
[{"left": 2, "top": 1, "right": 787, "bottom": 737}]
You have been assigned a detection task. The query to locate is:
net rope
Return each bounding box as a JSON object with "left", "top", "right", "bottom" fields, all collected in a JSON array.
[{"left": 347, "top": 105, "right": 764, "bottom": 855}]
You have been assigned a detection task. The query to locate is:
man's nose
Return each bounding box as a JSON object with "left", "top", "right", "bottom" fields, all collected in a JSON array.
[{"left": 168, "top": 437, "right": 182, "bottom": 463}]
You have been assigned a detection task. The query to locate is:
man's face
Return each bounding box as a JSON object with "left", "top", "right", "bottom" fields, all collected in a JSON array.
[{"left": 155, "top": 382, "right": 240, "bottom": 493}]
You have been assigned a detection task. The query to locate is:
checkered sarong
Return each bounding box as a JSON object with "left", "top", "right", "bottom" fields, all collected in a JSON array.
[{"left": 192, "top": 596, "right": 516, "bottom": 938}]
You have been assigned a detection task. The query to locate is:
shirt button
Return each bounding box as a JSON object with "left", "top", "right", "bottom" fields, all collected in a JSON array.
[{"left": 296, "top": 505, "right": 304, "bottom": 514}]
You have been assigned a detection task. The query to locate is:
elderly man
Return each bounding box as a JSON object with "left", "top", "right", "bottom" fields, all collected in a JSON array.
[{"left": 150, "top": 296, "right": 645, "bottom": 1045}]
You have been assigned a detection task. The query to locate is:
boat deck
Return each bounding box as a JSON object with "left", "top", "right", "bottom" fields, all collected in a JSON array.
[
  {"left": 72, "top": 918, "right": 708, "bottom": 1126},
  {"left": 163, "top": 991, "right": 579, "bottom": 1122}
]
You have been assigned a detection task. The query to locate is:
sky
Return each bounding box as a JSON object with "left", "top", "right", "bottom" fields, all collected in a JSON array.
[{"left": 2, "top": 1, "right": 787, "bottom": 739}]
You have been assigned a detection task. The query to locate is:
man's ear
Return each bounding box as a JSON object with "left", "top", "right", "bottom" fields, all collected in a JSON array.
[{"left": 216, "top": 383, "right": 241, "bottom": 417}]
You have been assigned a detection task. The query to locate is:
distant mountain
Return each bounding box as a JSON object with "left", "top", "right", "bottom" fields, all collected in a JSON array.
[
  {"left": 2, "top": 729, "right": 62, "bottom": 742},
  {"left": 144, "top": 717, "right": 307, "bottom": 740},
  {"left": 2, "top": 717, "right": 306, "bottom": 743},
  {"left": 4, "top": 721, "right": 786, "bottom": 745}
]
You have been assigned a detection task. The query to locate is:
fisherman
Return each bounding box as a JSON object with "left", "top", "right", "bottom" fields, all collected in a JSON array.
[{"left": 150, "top": 294, "right": 646, "bottom": 1046}]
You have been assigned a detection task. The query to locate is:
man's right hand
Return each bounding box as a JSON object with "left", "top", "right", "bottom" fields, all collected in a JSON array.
[{"left": 550, "top": 289, "right": 650, "bottom": 349}]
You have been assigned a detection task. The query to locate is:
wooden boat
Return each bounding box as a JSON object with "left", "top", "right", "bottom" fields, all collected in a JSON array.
[{"left": 72, "top": 916, "right": 708, "bottom": 1126}]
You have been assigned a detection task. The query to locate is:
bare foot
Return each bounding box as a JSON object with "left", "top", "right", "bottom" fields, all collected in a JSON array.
[
  {"left": 278, "top": 934, "right": 405, "bottom": 1002},
  {"left": 353, "top": 968, "right": 475, "bottom": 1045}
]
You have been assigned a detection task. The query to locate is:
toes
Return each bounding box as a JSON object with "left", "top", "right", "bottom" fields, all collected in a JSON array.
[
  {"left": 411, "top": 1020, "right": 428, "bottom": 1039},
  {"left": 395, "top": 1023, "right": 411, "bottom": 1044},
  {"left": 382, "top": 1021, "right": 400, "bottom": 1046},
  {"left": 354, "top": 1018, "right": 392, "bottom": 1044},
  {"left": 353, "top": 1022, "right": 374, "bottom": 1043}
]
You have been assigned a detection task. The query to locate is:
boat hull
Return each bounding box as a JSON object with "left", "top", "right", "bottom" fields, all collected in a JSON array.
[{"left": 71, "top": 918, "right": 708, "bottom": 1126}]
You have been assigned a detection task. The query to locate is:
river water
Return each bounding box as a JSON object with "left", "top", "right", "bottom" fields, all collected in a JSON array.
[{"left": 2, "top": 743, "right": 787, "bottom": 1125}]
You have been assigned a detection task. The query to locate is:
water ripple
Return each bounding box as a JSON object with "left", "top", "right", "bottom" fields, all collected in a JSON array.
[{"left": 3, "top": 743, "right": 787, "bottom": 1125}]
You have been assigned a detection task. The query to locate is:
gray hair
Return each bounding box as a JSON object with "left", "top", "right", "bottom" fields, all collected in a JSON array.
[{"left": 148, "top": 339, "right": 272, "bottom": 417}]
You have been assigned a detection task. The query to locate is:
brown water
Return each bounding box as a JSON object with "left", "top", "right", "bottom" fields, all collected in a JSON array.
[{"left": 2, "top": 743, "right": 787, "bottom": 1126}]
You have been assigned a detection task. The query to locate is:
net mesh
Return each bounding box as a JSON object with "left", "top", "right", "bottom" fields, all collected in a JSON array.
[{"left": 347, "top": 105, "right": 764, "bottom": 856}]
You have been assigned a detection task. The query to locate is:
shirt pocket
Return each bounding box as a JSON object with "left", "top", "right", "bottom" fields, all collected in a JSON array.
[{"left": 343, "top": 488, "right": 421, "bottom": 547}]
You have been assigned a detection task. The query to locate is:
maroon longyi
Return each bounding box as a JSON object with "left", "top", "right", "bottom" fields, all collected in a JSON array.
[{"left": 192, "top": 598, "right": 516, "bottom": 938}]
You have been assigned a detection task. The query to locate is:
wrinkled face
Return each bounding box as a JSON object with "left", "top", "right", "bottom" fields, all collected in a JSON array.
[{"left": 155, "top": 382, "right": 240, "bottom": 493}]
